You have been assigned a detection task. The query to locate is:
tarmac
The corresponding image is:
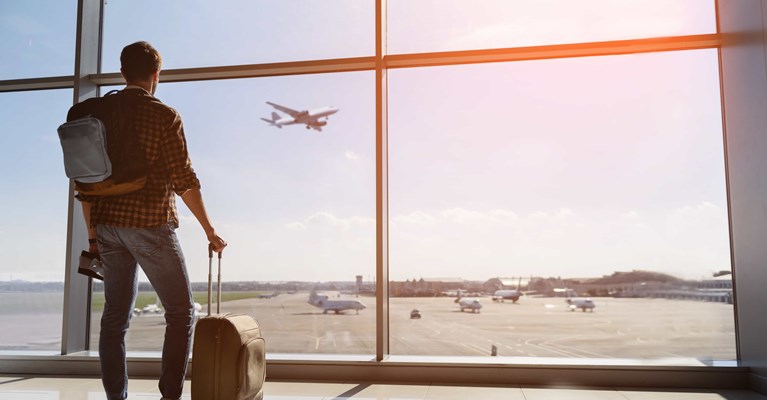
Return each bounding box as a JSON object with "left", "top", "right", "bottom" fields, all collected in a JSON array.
[{"left": 84, "top": 292, "right": 736, "bottom": 362}]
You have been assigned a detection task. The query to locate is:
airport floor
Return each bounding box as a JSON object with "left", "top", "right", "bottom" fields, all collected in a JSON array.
[{"left": 1, "top": 377, "right": 767, "bottom": 400}]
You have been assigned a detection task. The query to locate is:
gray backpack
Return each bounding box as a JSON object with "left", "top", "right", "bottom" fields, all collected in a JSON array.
[{"left": 58, "top": 89, "right": 148, "bottom": 197}]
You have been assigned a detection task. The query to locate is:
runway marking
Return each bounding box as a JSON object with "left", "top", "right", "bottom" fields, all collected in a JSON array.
[
  {"left": 524, "top": 339, "right": 584, "bottom": 358},
  {"left": 462, "top": 343, "right": 490, "bottom": 355},
  {"left": 315, "top": 338, "right": 320, "bottom": 350}
]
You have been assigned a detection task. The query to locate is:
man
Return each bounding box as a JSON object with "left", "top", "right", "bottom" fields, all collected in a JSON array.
[{"left": 77, "top": 41, "right": 226, "bottom": 400}]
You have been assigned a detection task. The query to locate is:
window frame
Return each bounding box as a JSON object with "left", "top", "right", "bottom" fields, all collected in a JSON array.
[{"left": 0, "top": 0, "right": 746, "bottom": 389}]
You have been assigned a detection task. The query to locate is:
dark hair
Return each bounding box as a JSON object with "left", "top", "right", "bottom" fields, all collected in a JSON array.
[{"left": 120, "top": 41, "right": 162, "bottom": 82}]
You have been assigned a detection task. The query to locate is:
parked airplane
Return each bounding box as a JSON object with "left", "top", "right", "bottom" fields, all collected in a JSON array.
[
  {"left": 493, "top": 289, "right": 522, "bottom": 303},
  {"left": 458, "top": 298, "right": 482, "bottom": 313},
  {"left": 139, "top": 300, "right": 162, "bottom": 315},
  {"left": 134, "top": 300, "right": 203, "bottom": 318},
  {"left": 492, "top": 277, "right": 523, "bottom": 303},
  {"left": 454, "top": 290, "right": 482, "bottom": 313},
  {"left": 309, "top": 290, "right": 366, "bottom": 314},
  {"left": 566, "top": 297, "right": 596, "bottom": 312},
  {"left": 261, "top": 102, "right": 339, "bottom": 132}
]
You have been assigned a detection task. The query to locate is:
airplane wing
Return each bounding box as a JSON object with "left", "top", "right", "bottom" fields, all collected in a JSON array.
[{"left": 266, "top": 101, "right": 301, "bottom": 118}]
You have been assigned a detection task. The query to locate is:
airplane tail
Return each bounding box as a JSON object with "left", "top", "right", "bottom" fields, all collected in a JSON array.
[
  {"left": 308, "top": 289, "right": 325, "bottom": 306},
  {"left": 261, "top": 112, "right": 282, "bottom": 126}
]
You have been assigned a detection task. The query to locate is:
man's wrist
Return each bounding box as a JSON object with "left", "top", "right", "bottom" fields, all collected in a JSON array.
[{"left": 88, "top": 238, "right": 97, "bottom": 244}]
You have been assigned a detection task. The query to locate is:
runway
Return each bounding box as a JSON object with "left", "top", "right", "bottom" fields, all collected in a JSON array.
[{"left": 87, "top": 292, "right": 735, "bottom": 362}]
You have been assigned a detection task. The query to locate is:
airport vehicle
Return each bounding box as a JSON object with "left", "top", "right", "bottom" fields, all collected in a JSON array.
[
  {"left": 566, "top": 297, "right": 596, "bottom": 312},
  {"left": 261, "top": 101, "right": 339, "bottom": 132},
  {"left": 309, "top": 290, "right": 366, "bottom": 314},
  {"left": 410, "top": 309, "right": 422, "bottom": 319}
]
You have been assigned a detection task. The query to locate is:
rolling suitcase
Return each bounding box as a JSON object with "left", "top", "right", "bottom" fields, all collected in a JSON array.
[{"left": 192, "top": 245, "right": 266, "bottom": 400}]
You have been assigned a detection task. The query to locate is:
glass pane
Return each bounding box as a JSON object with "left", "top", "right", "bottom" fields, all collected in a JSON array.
[
  {"left": 388, "top": 49, "right": 735, "bottom": 364},
  {"left": 0, "top": 0, "right": 77, "bottom": 80},
  {"left": 101, "top": 0, "right": 374, "bottom": 72},
  {"left": 0, "top": 89, "right": 72, "bottom": 351},
  {"left": 90, "top": 72, "right": 375, "bottom": 355},
  {"left": 388, "top": 0, "right": 717, "bottom": 54}
]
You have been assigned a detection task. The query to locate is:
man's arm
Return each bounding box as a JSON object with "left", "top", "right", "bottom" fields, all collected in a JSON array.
[
  {"left": 180, "top": 188, "right": 226, "bottom": 252},
  {"left": 80, "top": 201, "right": 99, "bottom": 254}
]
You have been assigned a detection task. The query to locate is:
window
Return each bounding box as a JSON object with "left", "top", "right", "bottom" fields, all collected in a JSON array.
[
  {"left": 101, "top": 0, "right": 374, "bottom": 72},
  {"left": 388, "top": 49, "right": 734, "bottom": 362},
  {"left": 2, "top": 0, "right": 735, "bottom": 372},
  {"left": 89, "top": 73, "right": 376, "bottom": 355},
  {"left": 0, "top": 89, "right": 72, "bottom": 351},
  {"left": 388, "top": 0, "right": 716, "bottom": 54},
  {"left": 0, "top": 0, "right": 76, "bottom": 79}
]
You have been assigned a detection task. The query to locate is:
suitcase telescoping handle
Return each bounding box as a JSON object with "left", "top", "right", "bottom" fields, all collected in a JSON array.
[{"left": 207, "top": 244, "right": 223, "bottom": 316}]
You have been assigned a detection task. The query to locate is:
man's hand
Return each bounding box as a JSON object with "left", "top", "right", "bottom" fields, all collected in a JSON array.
[
  {"left": 207, "top": 230, "right": 227, "bottom": 253},
  {"left": 89, "top": 241, "right": 99, "bottom": 256}
]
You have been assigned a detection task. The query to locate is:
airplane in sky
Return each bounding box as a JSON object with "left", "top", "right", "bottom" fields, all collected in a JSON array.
[
  {"left": 566, "top": 297, "right": 596, "bottom": 312},
  {"left": 261, "top": 101, "right": 339, "bottom": 132},
  {"left": 309, "top": 290, "right": 366, "bottom": 314}
]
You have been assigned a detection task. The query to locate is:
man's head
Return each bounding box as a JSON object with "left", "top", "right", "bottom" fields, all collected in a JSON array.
[{"left": 120, "top": 41, "right": 162, "bottom": 94}]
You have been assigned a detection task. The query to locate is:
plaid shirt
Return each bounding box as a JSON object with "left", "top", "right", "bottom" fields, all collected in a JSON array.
[{"left": 78, "top": 87, "right": 200, "bottom": 228}]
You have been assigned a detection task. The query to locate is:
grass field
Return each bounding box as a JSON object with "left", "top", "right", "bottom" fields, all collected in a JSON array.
[{"left": 89, "top": 291, "right": 269, "bottom": 312}]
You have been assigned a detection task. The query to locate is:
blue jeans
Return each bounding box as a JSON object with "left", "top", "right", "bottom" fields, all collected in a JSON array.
[{"left": 97, "top": 224, "right": 194, "bottom": 400}]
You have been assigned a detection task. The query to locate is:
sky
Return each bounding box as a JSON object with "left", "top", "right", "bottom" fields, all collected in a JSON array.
[{"left": 0, "top": 1, "right": 728, "bottom": 283}]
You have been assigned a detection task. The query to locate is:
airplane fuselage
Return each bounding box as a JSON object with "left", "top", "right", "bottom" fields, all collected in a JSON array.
[
  {"left": 493, "top": 290, "right": 521, "bottom": 303},
  {"left": 263, "top": 102, "right": 339, "bottom": 132},
  {"left": 309, "top": 292, "right": 366, "bottom": 314},
  {"left": 566, "top": 297, "right": 596, "bottom": 312},
  {"left": 458, "top": 298, "right": 482, "bottom": 313}
]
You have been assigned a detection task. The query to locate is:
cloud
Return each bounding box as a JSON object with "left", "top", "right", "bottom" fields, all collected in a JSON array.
[
  {"left": 392, "top": 208, "right": 520, "bottom": 227},
  {"left": 284, "top": 222, "right": 307, "bottom": 231},
  {"left": 286, "top": 212, "right": 374, "bottom": 231},
  {"left": 621, "top": 210, "right": 640, "bottom": 219},
  {"left": 489, "top": 209, "right": 520, "bottom": 221},
  {"left": 441, "top": 207, "right": 521, "bottom": 224},
  {"left": 529, "top": 208, "right": 575, "bottom": 220},
  {"left": 441, "top": 208, "right": 488, "bottom": 223},
  {"left": 392, "top": 211, "right": 436, "bottom": 226},
  {"left": 344, "top": 151, "right": 359, "bottom": 160}
]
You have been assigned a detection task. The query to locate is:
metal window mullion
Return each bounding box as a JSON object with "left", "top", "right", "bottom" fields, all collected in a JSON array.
[
  {"left": 89, "top": 57, "right": 377, "bottom": 85},
  {"left": 375, "top": 0, "right": 389, "bottom": 362},
  {"left": 61, "top": 0, "right": 103, "bottom": 355},
  {"left": 384, "top": 34, "right": 721, "bottom": 69},
  {"left": 1, "top": 36, "right": 721, "bottom": 93},
  {"left": 0, "top": 76, "right": 74, "bottom": 93}
]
